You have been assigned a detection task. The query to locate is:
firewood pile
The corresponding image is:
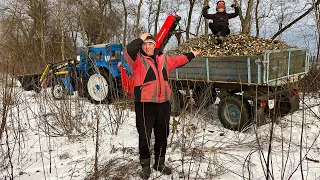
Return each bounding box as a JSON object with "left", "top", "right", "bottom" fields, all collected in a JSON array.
[{"left": 168, "top": 34, "right": 294, "bottom": 57}]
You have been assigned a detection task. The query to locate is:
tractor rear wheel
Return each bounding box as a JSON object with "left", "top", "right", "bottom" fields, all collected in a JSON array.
[{"left": 86, "top": 71, "right": 112, "bottom": 104}]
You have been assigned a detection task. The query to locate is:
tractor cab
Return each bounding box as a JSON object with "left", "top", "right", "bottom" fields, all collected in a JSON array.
[{"left": 79, "top": 43, "right": 125, "bottom": 78}]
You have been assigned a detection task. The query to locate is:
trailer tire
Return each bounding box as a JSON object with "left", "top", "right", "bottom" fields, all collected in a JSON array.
[
  {"left": 218, "top": 96, "right": 251, "bottom": 131},
  {"left": 86, "top": 71, "right": 112, "bottom": 104}
]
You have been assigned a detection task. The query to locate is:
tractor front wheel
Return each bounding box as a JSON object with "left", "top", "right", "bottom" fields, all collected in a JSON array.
[{"left": 52, "top": 79, "right": 66, "bottom": 100}]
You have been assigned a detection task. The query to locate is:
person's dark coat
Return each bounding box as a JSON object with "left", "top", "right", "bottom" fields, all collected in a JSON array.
[{"left": 202, "top": 7, "right": 239, "bottom": 26}]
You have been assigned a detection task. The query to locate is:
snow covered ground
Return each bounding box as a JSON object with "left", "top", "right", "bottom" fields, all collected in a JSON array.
[{"left": 1, "top": 82, "right": 320, "bottom": 180}]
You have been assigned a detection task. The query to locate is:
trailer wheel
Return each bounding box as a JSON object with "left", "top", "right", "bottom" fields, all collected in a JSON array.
[
  {"left": 218, "top": 96, "right": 251, "bottom": 131},
  {"left": 86, "top": 71, "right": 112, "bottom": 104},
  {"left": 52, "top": 80, "right": 66, "bottom": 100}
]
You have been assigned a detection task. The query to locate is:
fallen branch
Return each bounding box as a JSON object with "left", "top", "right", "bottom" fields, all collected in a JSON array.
[{"left": 306, "top": 157, "right": 320, "bottom": 163}]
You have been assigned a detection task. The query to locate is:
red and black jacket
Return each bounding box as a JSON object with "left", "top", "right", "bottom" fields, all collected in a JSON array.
[{"left": 124, "top": 38, "right": 195, "bottom": 103}]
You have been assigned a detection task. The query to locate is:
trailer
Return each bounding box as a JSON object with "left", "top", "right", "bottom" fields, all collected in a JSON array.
[
  {"left": 17, "top": 73, "right": 42, "bottom": 92},
  {"left": 169, "top": 48, "right": 310, "bottom": 131}
]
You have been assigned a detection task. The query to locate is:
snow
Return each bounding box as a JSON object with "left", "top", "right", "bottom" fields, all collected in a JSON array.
[{"left": 1, "top": 82, "right": 320, "bottom": 180}]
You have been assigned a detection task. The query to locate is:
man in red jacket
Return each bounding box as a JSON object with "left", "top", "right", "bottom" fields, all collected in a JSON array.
[{"left": 124, "top": 33, "right": 200, "bottom": 179}]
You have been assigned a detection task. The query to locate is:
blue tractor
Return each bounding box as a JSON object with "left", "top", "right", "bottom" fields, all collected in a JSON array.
[
  {"left": 40, "top": 43, "right": 131, "bottom": 104},
  {"left": 33, "top": 14, "right": 181, "bottom": 104}
]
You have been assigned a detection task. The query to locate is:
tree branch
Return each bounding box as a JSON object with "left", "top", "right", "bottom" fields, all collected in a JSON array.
[{"left": 271, "top": 0, "right": 320, "bottom": 40}]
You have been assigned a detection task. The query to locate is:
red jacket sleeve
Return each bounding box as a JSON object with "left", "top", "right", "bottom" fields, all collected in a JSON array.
[
  {"left": 124, "top": 51, "right": 136, "bottom": 69},
  {"left": 166, "top": 55, "right": 190, "bottom": 71}
]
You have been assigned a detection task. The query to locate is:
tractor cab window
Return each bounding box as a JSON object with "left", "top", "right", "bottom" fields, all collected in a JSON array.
[
  {"left": 111, "top": 51, "right": 121, "bottom": 61},
  {"left": 95, "top": 51, "right": 104, "bottom": 61}
]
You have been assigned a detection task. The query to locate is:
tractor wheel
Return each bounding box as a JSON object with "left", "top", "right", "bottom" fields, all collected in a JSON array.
[
  {"left": 218, "top": 96, "right": 251, "bottom": 131},
  {"left": 86, "top": 71, "right": 112, "bottom": 104},
  {"left": 51, "top": 79, "right": 66, "bottom": 100}
]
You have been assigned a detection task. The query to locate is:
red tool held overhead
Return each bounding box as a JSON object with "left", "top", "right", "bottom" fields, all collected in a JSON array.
[{"left": 155, "top": 14, "right": 181, "bottom": 51}]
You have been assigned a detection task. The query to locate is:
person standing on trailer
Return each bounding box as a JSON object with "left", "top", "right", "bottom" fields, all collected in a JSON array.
[
  {"left": 202, "top": 0, "right": 239, "bottom": 44},
  {"left": 124, "top": 33, "right": 200, "bottom": 179}
]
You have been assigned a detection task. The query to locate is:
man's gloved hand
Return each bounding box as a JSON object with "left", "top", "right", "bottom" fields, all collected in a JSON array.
[
  {"left": 231, "top": 4, "right": 237, "bottom": 8},
  {"left": 204, "top": 5, "right": 210, "bottom": 9}
]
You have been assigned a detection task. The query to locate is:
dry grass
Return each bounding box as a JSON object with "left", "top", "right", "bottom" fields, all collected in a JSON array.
[{"left": 84, "top": 157, "right": 140, "bottom": 180}]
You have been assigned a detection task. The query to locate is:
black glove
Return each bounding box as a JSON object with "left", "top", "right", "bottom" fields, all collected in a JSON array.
[
  {"left": 204, "top": 5, "right": 210, "bottom": 9},
  {"left": 231, "top": 4, "right": 237, "bottom": 8}
]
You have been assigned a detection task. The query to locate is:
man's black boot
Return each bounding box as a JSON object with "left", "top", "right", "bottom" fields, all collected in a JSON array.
[
  {"left": 139, "top": 158, "right": 151, "bottom": 179},
  {"left": 153, "top": 157, "right": 172, "bottom": 175}
]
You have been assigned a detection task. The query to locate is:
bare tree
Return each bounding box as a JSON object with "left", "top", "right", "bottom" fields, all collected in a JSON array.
[
  {"left": 234, "top": 0, "right": 254, "bottom": 34},
  {"left": 26, "top": 0, "right": 48, "bottom": 65},
  {"left": 255, "top": 0, "right": 260, "bottom": 36},
  {"left": 57, "top": 0, "right": 66, "bottom": 61},
  {"left": 186, "top": 0, "right": 196, "bottom": 39},
  {"left": 146, "top": 0, "right": 155, "bottom": 32},
  {"left": 203, "top": 0, "right": 209, "bottom": 36},
  {"left": 135, "top": 0, "right": 143, "bottom": 38},
  {"left": 312, "top": 0, "right": 320, "bottom": 59},
  {"left": 154, "top": 0, "right": 162, "bottom": 36},
  {"left": 121, "top": 0, "right": 128, "bottom": 46},
  {"left": 271, "top": 0, "right": 320, "bottom": 40}
]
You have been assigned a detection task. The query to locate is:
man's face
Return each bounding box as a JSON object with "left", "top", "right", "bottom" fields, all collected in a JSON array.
[
  {"left": 142, "top": 42, "right": 155, "bottom": 56},
  {"left": 217, "top": 7, "right": 225, "bottom": 12}
]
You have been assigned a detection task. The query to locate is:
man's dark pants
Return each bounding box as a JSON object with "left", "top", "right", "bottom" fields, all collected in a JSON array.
[{"left": 135, "top": 102, "right": 171, "bottom": 162}]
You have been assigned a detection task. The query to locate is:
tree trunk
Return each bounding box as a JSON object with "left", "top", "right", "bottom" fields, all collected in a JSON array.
[
  {"left": 154, "top": 0, "right": 162, "bottom": 36},
  {"left": 58, "top": 0, "right": 65, "bottom": 61},
  {"left": 271, "top": 0, "right": 320, "bottom": 40},
  {"left": 255, "top": 0, "right": 260, "bottom": 37},
  {"left": 234, "top": 0, "right": 253, "bottom": 34},
  {"left": 135, "top": 0, "right": 143, "bottom": 38},
  {"left": 121, "top": 0, "right": 128, "bottom": 46},
  {"left": 312, "top": 0, "right": 320, "bottom": 59},
  {"left": 147, "top": 0, "right": 154, "bottom": 32},
  {"left": 243, "top": 0, "right": 254, "bottom": 34},
  {"left": 195, "top": 14, "right": 202, "bottom": 37},
  {"left": 186, "top": 0, "right": 196, "bottom": 39},
  {"left": 203, "top": 0, "right": 209, "bottom": 36},
  {"left": 39, "top": 0, "right": 46, "bottom": 66},
  {"left": 97, "top": 1, "right": 107, "bottom": 44}
]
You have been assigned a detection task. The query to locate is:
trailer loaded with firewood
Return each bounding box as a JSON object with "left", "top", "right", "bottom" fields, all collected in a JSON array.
[{"left": 170, "top": 48, "right": 310, "bottom": 131}]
